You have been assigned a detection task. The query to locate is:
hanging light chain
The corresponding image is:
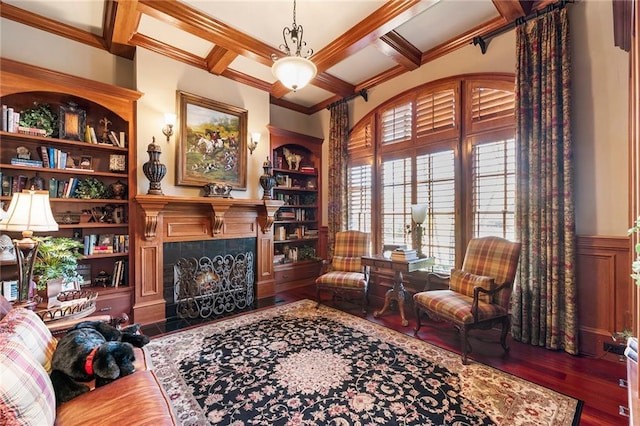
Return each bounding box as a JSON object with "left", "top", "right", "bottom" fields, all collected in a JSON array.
[{"left": 271, "top": 0, "right": 313, "bottom": 62}]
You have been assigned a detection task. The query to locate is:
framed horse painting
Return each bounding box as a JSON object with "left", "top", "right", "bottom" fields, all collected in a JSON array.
[{"left": 176, "top": 91, "right": 248, "bottom": 189}]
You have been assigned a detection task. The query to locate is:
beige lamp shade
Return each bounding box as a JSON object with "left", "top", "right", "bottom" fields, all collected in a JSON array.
[
  {"left": 272, "top": 56, "right": 317, "bottom": 91},
  {"left": 0, "top": 190, "right": 59, "bottom": 236},
  {"left": 411, "top": 204, "right": 428, "bottom": 225}
]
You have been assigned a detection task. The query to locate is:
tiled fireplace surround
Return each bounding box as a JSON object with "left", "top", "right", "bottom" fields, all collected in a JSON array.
[{"left": 132, "top": 195, "right": 284, "bottom": 325}]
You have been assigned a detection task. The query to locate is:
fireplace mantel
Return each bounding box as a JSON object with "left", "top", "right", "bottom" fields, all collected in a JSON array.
[
  {"left": 131, "top": 195, "right": 283, "bottom": 325},
  {"left": 135, "top": 195, "right": 283, "bottom": 240}
]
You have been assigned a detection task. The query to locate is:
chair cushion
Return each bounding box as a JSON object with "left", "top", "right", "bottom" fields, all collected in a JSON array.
[
  {"left": 0, "top": 338, "right": 56, "bottom": 426},
  {"left": 0, "top": 307, "right": 57, "bottom": 373},
  {"left": 332, "top": 256, "right": 361, "bottom": 273},
  {"left": 316, "top": 271, "right": 367, "bottom": 290},
  {"left": 449, "top": 269, "right": 495, "bottom": 303},
  {"left": 413, "top": 290, "right": 507, "bottom": 324}
]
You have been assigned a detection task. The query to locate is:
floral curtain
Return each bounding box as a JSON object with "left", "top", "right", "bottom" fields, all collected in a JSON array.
[
  {"left": 512, "top": 7, "right": 578, "bottom": 354},
  {"left": 327, "top": 101, "right": 349, "bottom": 256}
]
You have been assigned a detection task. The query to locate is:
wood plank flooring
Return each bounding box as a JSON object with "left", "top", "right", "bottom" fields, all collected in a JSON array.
[{"left": 144, "top": 284, "right": 629, "bottom": 425}]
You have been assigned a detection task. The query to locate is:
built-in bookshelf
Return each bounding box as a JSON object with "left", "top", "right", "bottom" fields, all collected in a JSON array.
[
  {"left": 0, "top": 58, "right": 140, "bottom": 318},
  {"left": 268, "top": 125, "right": 323, "bottom": 291}
]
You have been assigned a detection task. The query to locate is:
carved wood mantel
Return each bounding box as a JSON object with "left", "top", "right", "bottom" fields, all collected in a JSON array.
[{"left": 131, "top": 195, "right": 283, "bottom": 325}]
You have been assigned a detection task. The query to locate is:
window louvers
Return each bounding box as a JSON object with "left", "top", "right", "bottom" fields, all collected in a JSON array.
[
  {"left": 416, "top": 88, "right": 456, "bottom": 138},
  {"left": 472, "top": 139, "right": 516, "bottom": 241},
  {"left": 381, "top": 102, "right": 412, "bottom": 145},
  {"left": 381, "top": 158, "right": 412, "bottom": 245},
  {"left": 471, "top": 87, "right": 514, "bottom": 123},
  {"left": 347, "top": 164, "right": 372, "bottom": 233},
  {"left": 416, "top": 150, "right": 456, "bottom": 271},
  {"left": 348, "top": 123, "right": 371, "bottom": 154}
]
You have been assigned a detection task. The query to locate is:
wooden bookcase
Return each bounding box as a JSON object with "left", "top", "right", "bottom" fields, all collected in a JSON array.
[
  {"left": 0, "top": 58, "right": 141, "bottom": 318},
  {"left": 268, "top": 125, "right": 323, "bottom": 291}
]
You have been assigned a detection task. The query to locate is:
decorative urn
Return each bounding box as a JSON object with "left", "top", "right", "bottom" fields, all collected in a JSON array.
[
  {"left": 259, "top": 157, "right": 277, "bottom": 200},
  {"left": 143, "top": 136, "right": 166, "bottom": 195}
]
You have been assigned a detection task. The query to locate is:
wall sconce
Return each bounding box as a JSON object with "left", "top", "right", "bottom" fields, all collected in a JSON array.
[
  {"left": 411, "top": 204, "right": 428, "bottom": 258},
  {"left": 248, "top": 132, "right": 261, "bottom": 155},
  {"left": 162, "top": 113, "right": 176, "bottom": 142}
]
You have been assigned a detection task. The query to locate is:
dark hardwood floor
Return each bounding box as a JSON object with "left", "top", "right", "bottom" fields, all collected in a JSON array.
[{"left": 142, "top": 284, "right": 628, "bottom": 425}]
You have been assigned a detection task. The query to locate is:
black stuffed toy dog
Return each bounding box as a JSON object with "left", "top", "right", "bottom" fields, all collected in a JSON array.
[{"left": 50, "top": 320, "right": 150, "bottom": 405}]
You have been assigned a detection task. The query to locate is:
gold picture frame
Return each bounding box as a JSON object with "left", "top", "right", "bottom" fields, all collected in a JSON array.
[{"left": 176, "top": 91, "right": 247, "bottom": 189}]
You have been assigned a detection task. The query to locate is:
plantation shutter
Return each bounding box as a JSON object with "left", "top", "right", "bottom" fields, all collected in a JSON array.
[
  {"left": 348, "top": 119, "right": 373, "bottom": 157},
  {"left": 347, "top": 163, "right": 372, "bottom": 233},
  {"left": 380, "top": 101, "right": 412, "bottom": 145},
  {"left": 381, "top": 157, "right": 412, "bottom": 246},
  {"left": 472, "top": 138, "right": 516, "bottom": 241},
  {"left": 415, "top": 150, "right": 456, "bottom": 271},
  {"left": 415, "top": 83, "right": 459, "bottom": 144},
  {"left": 466, "top": 81, "right": 515, "bottom": 134}
]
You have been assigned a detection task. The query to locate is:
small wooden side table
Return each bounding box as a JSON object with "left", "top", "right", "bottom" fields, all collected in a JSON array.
[{"left": 361, "top": 254, "right": 435, "bottom": 326}]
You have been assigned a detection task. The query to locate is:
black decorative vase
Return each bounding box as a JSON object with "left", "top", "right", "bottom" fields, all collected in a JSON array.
[
  {"left": 143, "top": 137, "right": 166, "bottom": 195},
  {"left": 259, "top": 157, "right": 277, "bottom": 200}
]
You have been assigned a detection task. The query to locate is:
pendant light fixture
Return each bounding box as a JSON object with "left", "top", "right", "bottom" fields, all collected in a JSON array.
[{"left": 271, "top": 0, "right": 317, "bottom": 91}]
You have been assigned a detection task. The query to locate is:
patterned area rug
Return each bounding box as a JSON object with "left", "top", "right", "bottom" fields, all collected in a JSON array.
[{"left": 145, "top": 300, "right": 581, "bottom": 425}]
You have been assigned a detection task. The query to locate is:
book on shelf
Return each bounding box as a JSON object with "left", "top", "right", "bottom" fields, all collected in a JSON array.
[
  {"left": 89, "top": 127, "right": 98, "bottom": 144},
  {"left": 2, "top": 175, "right": 12, "bottom": 196},
  {"left": 77, "top": 263, "right": 92, "bottom": 287},
  {"left": 10, "top": 158, "right": 43, "bottom": 168},
  {"left": 1, "top": 105, "right": 6, "bottom": 132},
  {"left": 108, "top": 131, "right": 120, "bottom": 147},
  {"left": 48, "top": 178, "right": 57, "bottom": 198},
  {"left": 17, "top": 126, "right": 47, "bottom": 137}
]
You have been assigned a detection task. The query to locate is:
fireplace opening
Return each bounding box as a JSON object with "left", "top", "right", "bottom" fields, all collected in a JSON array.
[{"left": 163, "top": 238, "right": 256, "bottom": 320}]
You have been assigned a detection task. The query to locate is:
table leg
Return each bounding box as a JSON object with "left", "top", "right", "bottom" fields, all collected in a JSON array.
[{"left": 373, "top": 270, "right": 409, "bottom": 326}]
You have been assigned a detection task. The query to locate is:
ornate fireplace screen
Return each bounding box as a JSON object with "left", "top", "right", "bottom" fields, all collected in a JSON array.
[{"left": 174, "top": 252, "right": 254, "bottom": 319}]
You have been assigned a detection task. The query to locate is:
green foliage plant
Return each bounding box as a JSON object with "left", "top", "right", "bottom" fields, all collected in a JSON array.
[
  {"left": 18, "top": 102, "right": 57, "bottom": 137},
  {"left": 32, "top": 236, "right": 83, "bottom": 290},
  {"left": 629, "top": 215, "right": 640, "bottom": 286},
  {"left": 74, "top": 177, "right": 106, "bottom": 199}
]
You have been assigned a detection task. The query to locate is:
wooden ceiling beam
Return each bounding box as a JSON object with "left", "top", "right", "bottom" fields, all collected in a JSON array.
[
  {"left": 491, "top": 0, "right": 529, "bottom": 22},
  {"left": 206, "top": 46, "right": 238, "bottom": 75},
  {"left": 376, "top": 31, "right": 421, "bottom": 71},
  {"left": 103, "top": 0, "right": 137, "bottom": 59},
  {"left": 110, "top": 0, "right": 140, "bottom": 46},
  {"left": 130, "top": 33, "right": 207, "bottom": 69}
]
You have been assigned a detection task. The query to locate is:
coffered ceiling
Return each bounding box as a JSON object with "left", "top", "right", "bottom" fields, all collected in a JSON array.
[{"left": 0, "top": 0, "right": 556, "bottom": 114}]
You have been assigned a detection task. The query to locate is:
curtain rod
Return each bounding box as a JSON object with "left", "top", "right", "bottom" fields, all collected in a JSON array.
[
  {"left": 472, "top": 0, "right": 571, "bottom": 54},
  {"left": 326, "top": 89, "right": 368, "bottom": 110}
]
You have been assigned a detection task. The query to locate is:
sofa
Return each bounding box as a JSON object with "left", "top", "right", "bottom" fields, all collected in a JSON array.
[{"left": 0, "top": 295, "right": 177, "bottom": 425}]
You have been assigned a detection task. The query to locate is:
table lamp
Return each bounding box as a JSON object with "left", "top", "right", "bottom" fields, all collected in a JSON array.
[
  {"left": 0, "top": 189, "right": 59, "bottom": 307},
  {"left": 411, "top": 204, "right": 428, "bottom": 258}
]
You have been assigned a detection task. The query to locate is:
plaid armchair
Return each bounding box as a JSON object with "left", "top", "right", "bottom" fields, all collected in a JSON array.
[
  {"left": 413, "top": 236, "right": 521, "bottom": 364},
  {"left": 316, "top": 230, "right": 370, "bottom": 313}
]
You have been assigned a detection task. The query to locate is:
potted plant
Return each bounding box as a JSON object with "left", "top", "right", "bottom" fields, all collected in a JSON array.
[{"left": 32, "top": 236, "right": 84, "bottom": 307}]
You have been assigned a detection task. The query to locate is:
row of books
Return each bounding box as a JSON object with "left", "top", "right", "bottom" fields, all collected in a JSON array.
[
  {"left": 2, "top": 106, "right": 22, "bottom": 133},
  {"left": 85, "top": 126, "right": 126, "bottom": 148},
  {"left": 110, "top": 259, "right": 128, "bottom": 287},
  {"left": 39, "top": 146, "right": 73, "bottom": 170},
  {"left": 49, "top": 177, "right": 79, "bottom": 199},
  {"left": 82, "top": 234, "right": 129, "bottom": 255},
  {"left": 1, "top": 174, "right": 28, "bottom": 196}
]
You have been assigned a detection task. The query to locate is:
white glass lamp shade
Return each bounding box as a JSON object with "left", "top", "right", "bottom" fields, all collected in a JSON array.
[
  {"left": 0, "top": 190, "right": 59, "bottom": 235},
  {"left": 272, "top": 56, "right": 317, "bottom": 91},
  {"left": 251, "top": 132, "right": 261, "bottom": 144},
  {"left": 411, "top": 204, "right": 428, "bottom": 225},
  {"left": 164, "top": 113, "right": 176, "bottom": 126}
]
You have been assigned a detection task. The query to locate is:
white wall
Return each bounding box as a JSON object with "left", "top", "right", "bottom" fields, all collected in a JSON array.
[{"left": 135, "top": 49, "right": 271, "bottom": 199}]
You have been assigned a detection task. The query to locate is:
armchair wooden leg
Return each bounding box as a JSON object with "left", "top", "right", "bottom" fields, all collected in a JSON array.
[
  {"left": 500, "top": 316, "right": 511, "bottom": 353},
  {"left": 461, "top": 326, "right": 471, "bottom": 365},
  {"left": 413, "top": 306, "right": 422, "bottom": 334}
]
